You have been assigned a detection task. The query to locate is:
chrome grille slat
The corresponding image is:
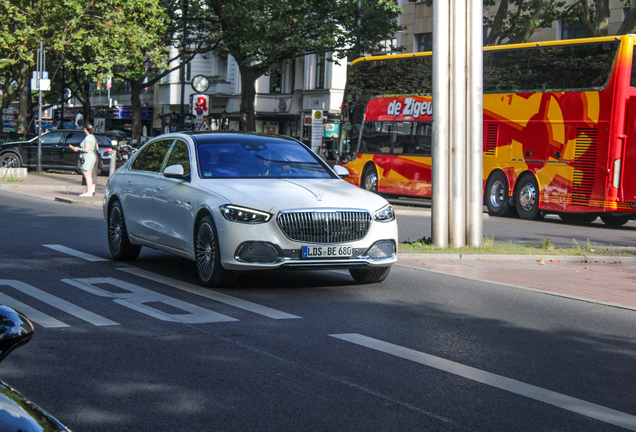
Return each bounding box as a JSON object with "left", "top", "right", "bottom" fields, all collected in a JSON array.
[{"left": 277, "top": 211, "right": 372, "bottom": 243}]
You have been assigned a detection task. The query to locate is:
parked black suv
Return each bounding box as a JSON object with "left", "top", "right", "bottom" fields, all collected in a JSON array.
[{"left": 0, "top": 129, "right": 123, "bottom": 175}]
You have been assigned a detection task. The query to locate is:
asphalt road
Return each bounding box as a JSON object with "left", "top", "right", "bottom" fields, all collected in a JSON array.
[{"left": 1, "top": 192, "right": 635, "bottom": 431}]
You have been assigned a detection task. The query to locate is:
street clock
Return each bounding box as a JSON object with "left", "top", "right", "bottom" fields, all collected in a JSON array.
[{"left": 191, "top": 75, "right": 210, "bottom": 93}]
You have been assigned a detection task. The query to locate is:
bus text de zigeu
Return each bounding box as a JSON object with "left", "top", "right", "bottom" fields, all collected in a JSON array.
[{"left": 338, "top": 35, "right": 636, "bottom": 226}]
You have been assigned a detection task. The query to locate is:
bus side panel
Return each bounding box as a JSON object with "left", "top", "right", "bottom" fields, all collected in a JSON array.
[
  {"left": 484, "top": 91, "right": 612, "bottom": 214},
  {"left": 620, "top": 96, "right": 636, "bottom": 204},
  {"left": 373, "top": 154, "right": 432, "bottom": 197}
]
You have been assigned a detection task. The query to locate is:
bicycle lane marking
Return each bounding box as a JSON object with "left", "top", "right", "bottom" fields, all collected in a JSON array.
[
  {"left": 117, "top": 267, "right": 301, "bottom": 320},
  {"left": 330, "top": 333, "right": 636, "bottom": 431}
]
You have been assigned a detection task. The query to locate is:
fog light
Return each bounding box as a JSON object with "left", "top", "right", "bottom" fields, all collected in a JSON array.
[
  {"left": 235, "top": 242, "right": 279, "bottom": 263},
  {"left": 365, "top": 240, "right": 396, "bottom": 259}
]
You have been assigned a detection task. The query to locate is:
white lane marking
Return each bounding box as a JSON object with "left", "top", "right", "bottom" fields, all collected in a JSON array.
[
  {"left": 63, "top": 277, "right": 237, "bottom": 324},
  {"left": 43, "top": 244, "right": 108, "bottom": 262},
  {"left": 0, "top": 292, "right": 69, "bottom": 328},
  {"left": 117, "top": 267, "right": 301, "bottom": 320},
  {"left": 330, "top": 333, "right": 636, "bottom": 431},
  {"left": 0, "top": 280, "right": 118, "bottom": 327}
]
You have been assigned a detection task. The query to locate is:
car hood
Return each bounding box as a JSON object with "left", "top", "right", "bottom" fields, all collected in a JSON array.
[{"left": 198, "top": 178, "right": 390, "bottom": 213}]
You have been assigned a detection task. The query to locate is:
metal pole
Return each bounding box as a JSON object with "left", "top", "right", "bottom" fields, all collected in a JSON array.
[
  {"left": 432, "top": 0, "right": 450, "bottom": 247},
  {"left": 467, "top": 0, "right": 484, "bottom": 247},
  {"left": 355, "top": 0, "right": 362, "bottom": 58},
  {"left": 109, "top": 150, "right": 117, "bottom": 177},
  {"left": 179, "top": 0, "right": 188, "bottom": 131},
  {"left": 60, "top": 66, "right": 65, "bottom": 124},
  {"left": 36, "top": 39, "right": 43, "bottom": 172}
]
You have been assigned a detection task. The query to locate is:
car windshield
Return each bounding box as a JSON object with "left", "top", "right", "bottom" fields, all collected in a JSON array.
[{"left": 197, "top": 141, "right": 332, "bottom": 179}]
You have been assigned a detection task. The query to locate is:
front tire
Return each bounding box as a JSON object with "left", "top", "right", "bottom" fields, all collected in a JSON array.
[
  {"left": 108, "top": 201, "right": 141, "bottom": 261},
  {"left": 0, "top": 152, "right": 21, "bottom": 168},
  {"left": 515, "top": 173, "right": 541, "bottom": 220},
  {"left": 195, "top": 215, "right": 235, "bottom": 287},
  {"left": 361, "top": 165, "right": 379, "bottom": 193},
  {"left": 349, "top": 266, "right": 391, "bottom": 284},
  {"left": 485, "top": 171, "right": 512, "bottom": 217}
]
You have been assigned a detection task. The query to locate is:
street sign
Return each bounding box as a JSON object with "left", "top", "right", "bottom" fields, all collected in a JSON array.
[
  {"left": 311, "top": 110, "right": 324, "bottom": 152},
  {"left": 198, "top": 118, "right": 212, "bottom": 131},
  {"left": 193, "top": 95, "right": 210, "bottom": 116}
]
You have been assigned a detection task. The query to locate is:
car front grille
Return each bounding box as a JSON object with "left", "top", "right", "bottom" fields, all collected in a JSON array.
[{"left": 277, "top": 211, "right": 372, "bottom": 243}]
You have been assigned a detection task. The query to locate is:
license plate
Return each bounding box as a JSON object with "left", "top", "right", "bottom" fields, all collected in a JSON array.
[{"left": 302, "top": 245, "right": 352, "bottom": 258}]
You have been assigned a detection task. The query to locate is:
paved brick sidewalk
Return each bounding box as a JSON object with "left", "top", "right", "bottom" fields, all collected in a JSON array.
[{"left": 398, "top": 253, "right": 636, "bottom": 311}]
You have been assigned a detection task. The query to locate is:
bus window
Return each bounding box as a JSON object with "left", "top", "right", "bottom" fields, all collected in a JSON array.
[
  {"left": 525, "top": 46, "right": 570, "bottom": 92},
  {"left": 413, "top": 122, "right": 433, "bottom": 156},
  {"left": 568, "top": 42, "right": 618, "bottom": 89},
  {"left": 484, "top": 49, "right": 530, "bottom": 93}
]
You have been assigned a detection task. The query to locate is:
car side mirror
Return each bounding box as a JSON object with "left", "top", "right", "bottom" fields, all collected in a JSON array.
[
  {"left": 0, "top": 305, "right": 34, "bottom": 364},
  {"left": 333, "top": 164, "right": 349, "bottom": 179},
  {"left": 163, "top": 164, "right": 190, "bottom": 181}
]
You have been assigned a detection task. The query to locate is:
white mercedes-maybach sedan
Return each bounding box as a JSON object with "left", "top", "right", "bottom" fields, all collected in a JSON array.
[{"left": 103, "top": 132, "right": 398, "bottom": 287}]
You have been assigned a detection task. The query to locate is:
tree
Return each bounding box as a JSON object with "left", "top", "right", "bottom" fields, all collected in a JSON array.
[
  {"left": 563, "top": 0, "right": 636, "bottom": 36},
  {"left": 483, "top": 0, "right": 567, "bottom": 44},
  {"left": 205, "top": 0, "right": 402, "bottom": 131},
  {"left": 104, "top": 0, "right": 222, "bottom": 141}
]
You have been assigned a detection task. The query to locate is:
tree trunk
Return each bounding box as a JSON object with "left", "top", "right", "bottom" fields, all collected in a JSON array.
[
  {"left": 618, "top": 4, "right": 636, "bottom": 35},
  {"left": 130, "top": 80, "right": 143, "bottom": 143},
  {"left": 80, "top": 80, "right": 91, "bottom": 127},
  {"left": 594, "top": 0, "right": 610, "bottom": 36},
  {"left": 237, "top": 62, "right": 261, "bottom": 132},
  {"left": 17, "top": 61, "right": 31, "bottom": 134},
  {"left": 509, "top": 0, "right": 554, "bottom": 43},
  {"left": 485, "top": 0, "right": 509, "bottom": 45}
]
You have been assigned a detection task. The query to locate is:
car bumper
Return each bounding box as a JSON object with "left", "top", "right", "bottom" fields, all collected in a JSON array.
[{"left": 215, "top": 211, "right": 398, "bottom": 271}]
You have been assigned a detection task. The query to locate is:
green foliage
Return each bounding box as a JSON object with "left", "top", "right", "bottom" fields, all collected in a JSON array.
[{"left": 204, "top": 0, "right": 402, "bottom": 130}]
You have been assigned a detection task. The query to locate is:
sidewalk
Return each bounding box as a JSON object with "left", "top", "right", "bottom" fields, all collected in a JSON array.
[
  {"left": 0, "top": 171, "right": 107, "bottom": 206},
  {"left": 2, "top": 172, "right": 635, "bottom": 312}
]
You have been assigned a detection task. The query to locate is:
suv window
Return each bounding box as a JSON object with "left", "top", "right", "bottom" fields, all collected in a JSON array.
[
  {"left": 131, "top": 139, "right": 173, "bottom": 173},
  {"left": 65, "top": 132, "right": 85, "bottom": 145},
  {"left": 40, "top": 132, "right": 63, "bottom": 145}
]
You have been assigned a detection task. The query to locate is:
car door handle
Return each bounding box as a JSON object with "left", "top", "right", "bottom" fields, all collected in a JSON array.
[
  {"left": 156, "top": 186, "right": 162, "bottom": 191},
  {"left": 128, "top": 181, "right": 134, "bottom": 186}
]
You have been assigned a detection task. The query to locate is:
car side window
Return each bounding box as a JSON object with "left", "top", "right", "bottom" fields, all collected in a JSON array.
[
  {"left": 165, "top": 140, "right": 190, "bottom": 176},
  {"left": 40, "top": 132, "right": 63, "bottom": 145},
  {"left": 65, "top": 132, "right": 84, "bottom": 145},
  {"left": 131, "top": 139, "right": 173, "bottom": 173}
]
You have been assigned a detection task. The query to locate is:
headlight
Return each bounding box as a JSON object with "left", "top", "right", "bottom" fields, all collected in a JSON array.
[
  {"left": 220, "top": 204, "right": 272, "bottom": 224},
  {"left": 373, "top": 204, "right": 395, "bottom": 222}
]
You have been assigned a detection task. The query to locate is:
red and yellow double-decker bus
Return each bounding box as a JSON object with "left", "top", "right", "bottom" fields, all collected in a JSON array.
[{"left": 338, "top": 36, "right": 636, "bottom": 226}]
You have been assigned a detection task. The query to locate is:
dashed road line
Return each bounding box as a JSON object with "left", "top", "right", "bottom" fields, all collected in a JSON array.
[{"left": 43, "top": 244, "right": 109, "bottom": 262}]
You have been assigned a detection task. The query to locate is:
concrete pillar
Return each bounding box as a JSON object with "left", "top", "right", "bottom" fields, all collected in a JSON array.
[{"left": 432, "top": 0, "right": 483, "bottom": 248}]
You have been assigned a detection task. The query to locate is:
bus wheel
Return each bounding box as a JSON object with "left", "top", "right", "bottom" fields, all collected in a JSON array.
[
  {"left": 362, "top": 165, "right": 378, "bottom": 193},
  {"left": 485, "top": 171, "right": 512, "bottom": 216},
  {"left": 600, "top": 214, "right": 630, "bottom": 227},
  {"left": 515, "top": 173, "right": 541, "bottom": 220},
  {"left": 559, "top": 214, "right": 598, "bottom": 224}
]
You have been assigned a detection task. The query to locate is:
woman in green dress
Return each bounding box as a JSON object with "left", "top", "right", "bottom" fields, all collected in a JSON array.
[{"left": 69, "top": 125, "right": 97, "bottom": 196}]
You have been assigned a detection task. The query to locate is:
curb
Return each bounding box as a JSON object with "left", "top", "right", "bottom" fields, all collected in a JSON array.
[{"left": 397, "top": 252, "right": 636, "bottom": 263}]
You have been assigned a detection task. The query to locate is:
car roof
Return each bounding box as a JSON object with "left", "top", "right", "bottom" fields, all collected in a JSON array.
[{"left": 166, "top": 132, "right": 301, "bottom": 146}]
